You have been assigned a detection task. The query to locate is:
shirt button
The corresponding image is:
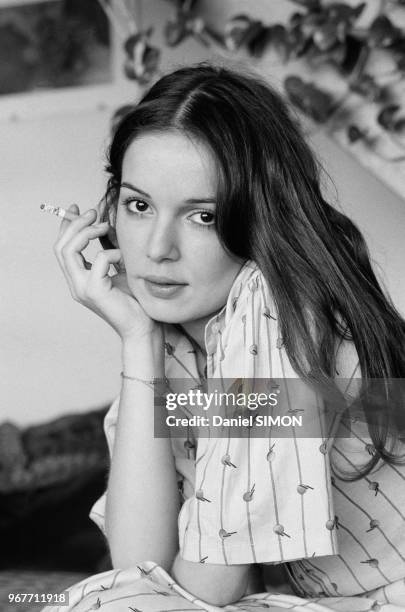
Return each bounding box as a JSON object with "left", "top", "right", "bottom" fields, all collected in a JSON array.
[{"left": 211, "top": 322, "right": 221, "bottom": 334}]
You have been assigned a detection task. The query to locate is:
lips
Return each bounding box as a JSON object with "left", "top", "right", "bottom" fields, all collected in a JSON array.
[
  {"left": 142, "top": 275, "right": 187, "bottom": 286},
  {"left": 142, "top": 277, "right": 187, "bottom": 299}
]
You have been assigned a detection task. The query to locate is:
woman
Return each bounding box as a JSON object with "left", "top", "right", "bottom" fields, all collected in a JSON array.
[{"left": 50, "top": 63, "right": 405, "bottom": 611}]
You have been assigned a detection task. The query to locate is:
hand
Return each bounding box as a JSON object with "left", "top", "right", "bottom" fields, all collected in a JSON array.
[{"left": 53, "top": 204, "right": 159, "bottom": 341}]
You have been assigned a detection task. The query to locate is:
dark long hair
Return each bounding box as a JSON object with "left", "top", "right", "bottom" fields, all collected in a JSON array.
[{"left": 101, "top": 63, "right": 405, "bottom": 479}]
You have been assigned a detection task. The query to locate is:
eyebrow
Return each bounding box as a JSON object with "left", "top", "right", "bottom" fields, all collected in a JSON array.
[{"left": 120, "top": 181, "right": 216, "bottom": 205}]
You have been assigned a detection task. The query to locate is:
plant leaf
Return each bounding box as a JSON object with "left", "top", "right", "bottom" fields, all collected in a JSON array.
[{"left": 377, "top": 104, "right": 401, "bottom": 130}]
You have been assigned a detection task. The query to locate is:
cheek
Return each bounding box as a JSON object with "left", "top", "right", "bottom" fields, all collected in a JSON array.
[
  {"left": 187, "top": 234, "right": 229, "bottom": 268},
  {"left": 116, "top": 225, "right": 144, "bottom": 264},
  {"left": 193, "top": 254, "right": 241, "bottom": 298}
]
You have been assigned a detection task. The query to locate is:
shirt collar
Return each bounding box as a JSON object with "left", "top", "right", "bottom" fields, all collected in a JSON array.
[
  {"left": 163, "top": 259, "right": 259, "bottom": 358},
  {"left": 204, "top": 259, "right": 258, "bottom": 355}
]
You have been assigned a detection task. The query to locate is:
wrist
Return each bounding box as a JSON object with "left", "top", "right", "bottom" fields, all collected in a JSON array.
[
  {"left": 121, "top": 328, "right": 165, "bottom": 377},
  {"left": 122, "top": 325, "right": 164, "bottom": 348},
  {"left": 121, "top": 322, "right": 163, "bottom": 344}
]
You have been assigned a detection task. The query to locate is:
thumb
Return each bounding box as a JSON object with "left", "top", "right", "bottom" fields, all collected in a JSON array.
[{"left": 91, "top": 248, "right": 124, "bottom": 278}]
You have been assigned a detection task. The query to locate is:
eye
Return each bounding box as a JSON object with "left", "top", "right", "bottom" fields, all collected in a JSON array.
[
  {"left": 121, "top": 197, "right": 150, "bottom": 214},
  {"left": 189, "top": 210, "right": 216, "bottom": 226}
]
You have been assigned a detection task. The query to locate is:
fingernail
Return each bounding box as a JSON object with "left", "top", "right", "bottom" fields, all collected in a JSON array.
[{"left": 84, "top": 210, "right": 94, "bottom": 217}]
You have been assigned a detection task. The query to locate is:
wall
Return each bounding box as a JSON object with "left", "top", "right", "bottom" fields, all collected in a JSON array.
[
  {"left": 1, "top": 109, "right": 120, "bottom": 426},
  {"left": 0, "top": 1, "right": 208, "bottom": 427},
  {"left": 1, "top": 0, "right": 404, "bottom": 426}
]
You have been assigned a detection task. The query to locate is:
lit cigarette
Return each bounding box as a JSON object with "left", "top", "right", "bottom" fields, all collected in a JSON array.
[
  {"left": 40, "top": 203, "right": 119, "bottom": 271},
  {"left": 40, "top": 203, "right": 80, "bottom": 221}
]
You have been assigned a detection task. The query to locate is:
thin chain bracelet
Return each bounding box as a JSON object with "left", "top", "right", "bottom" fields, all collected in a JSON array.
[{"left": 120, "top": 372, "right": 170, "bottom": 392}]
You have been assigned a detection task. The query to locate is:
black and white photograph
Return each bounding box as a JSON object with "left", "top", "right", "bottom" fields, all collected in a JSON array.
[
  {"left": 1, "top": 1, "right": 405, "bottom": 611},
  {"left": 0, "top": 0, "right": 112, "bottom": 96}
]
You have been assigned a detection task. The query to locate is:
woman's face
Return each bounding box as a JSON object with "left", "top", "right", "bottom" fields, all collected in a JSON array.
[{"left": 115, "top": 131, "right": 245, "bottom": 331}]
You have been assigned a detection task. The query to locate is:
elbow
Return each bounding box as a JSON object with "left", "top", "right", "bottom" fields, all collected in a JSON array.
[
  {"left": 200, "top": 591, "right": 242, "bottom": 607},
  {"left": 199, "top": 579, "right": 250, "bottom": 607},
  {"left": 108, "top": 538, "right": 177, "bottom": 573},
  {"left": 107, "top": 541, "right": 138, "bottom": 571},
  {"left": 177, "top": 584, "right": 243, "bottom": 607},
  {"left": 171, "top": 554, "right": 249, "bottom": 607},
  {"left": 104, "top": 527, "right": 142, "bottom": 571},
  {"left": 105, "top": 506, "right": 178, "bottom": 573}
]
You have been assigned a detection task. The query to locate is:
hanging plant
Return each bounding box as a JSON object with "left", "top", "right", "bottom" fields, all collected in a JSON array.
[
  {"left": 97, "top": 0, "right": 405, "bottom": 168},
  {"left": 97, "top": 0, "right": 160, "bottom": 84},
  {"left": 216, "top": 1, "right": 405, "bottom": 164},
  {"left": 284, "top": 76, "right": 336, "bottom": 122},
  {"left": 349, "top": 73, "right": 385, "bottom": 102},
  {"left": 123, "top": 29, "right": 160, "bottom": 84},
  {"left": 224, "top": 15, "right": 268, "bottom": 52},
  {"left": 378, "top": 104, "right": 405, "bottom": 133},
  {"left": 347, "top": 124, "right": 368, "bottom": 143},
  {"left": 368, "top": 15, "right": 403, "bottom": 48},
  {"left": 163, "top": 0, "right": 224, "bottom": 48}
]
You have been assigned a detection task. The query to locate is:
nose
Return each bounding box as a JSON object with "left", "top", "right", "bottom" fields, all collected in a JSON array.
[{"left": 146, "top": 217, "right": 180, "bottom": 262}]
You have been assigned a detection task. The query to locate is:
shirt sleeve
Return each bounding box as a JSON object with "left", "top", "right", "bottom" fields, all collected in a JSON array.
[
  {"left": 178, "top": 268, "right": 340, "bottom": 565},
  {"left": 89, "top": 394, "right": 120, "bottom": 535}
]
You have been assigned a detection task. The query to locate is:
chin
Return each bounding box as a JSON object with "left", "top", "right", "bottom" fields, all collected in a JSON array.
[{"left": 139, "top": 299, "right": 193, "bottom": 325}]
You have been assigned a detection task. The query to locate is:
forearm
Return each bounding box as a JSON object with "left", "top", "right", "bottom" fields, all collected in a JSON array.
[
  {"left": 105, "top": 331, "right": 180, "bottom": 571},
  {"left": 171, "top": 554, "right": 250, "bottom": 606}
]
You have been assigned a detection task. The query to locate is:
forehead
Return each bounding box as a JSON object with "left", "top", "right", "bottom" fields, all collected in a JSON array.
[{"left": 121, "top": 131, "right": 217, "bottom": 197}]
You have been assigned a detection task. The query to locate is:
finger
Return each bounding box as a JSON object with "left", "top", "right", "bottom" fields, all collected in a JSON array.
[
  {"left": 58, "top": 224, "right": 109, "bottom": 296},
  {"left": 85, "top": 250, "right": 125, "bottom": 300},
  {"left": 56, "top": 208, "right": 98, "bottom": 247},
  {"left": 62, "top": 223, "right": 109, "bottom": 276},
  {"left": 55, "top": 207, "right": 92, "bottom": 279},
  {"left": 56, "top": 224, "right": 105, "bottom": 278},
  {"left": 57, "top": 203, "right": 80, "bottom": 239},
  {"left": 90, "top": 249, "right": 123, "bottom": 279}
]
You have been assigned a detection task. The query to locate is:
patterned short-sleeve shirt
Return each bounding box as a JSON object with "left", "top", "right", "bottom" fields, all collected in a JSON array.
[{"left": 90, "top": 260, "right": 405, "bottom": 598}]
